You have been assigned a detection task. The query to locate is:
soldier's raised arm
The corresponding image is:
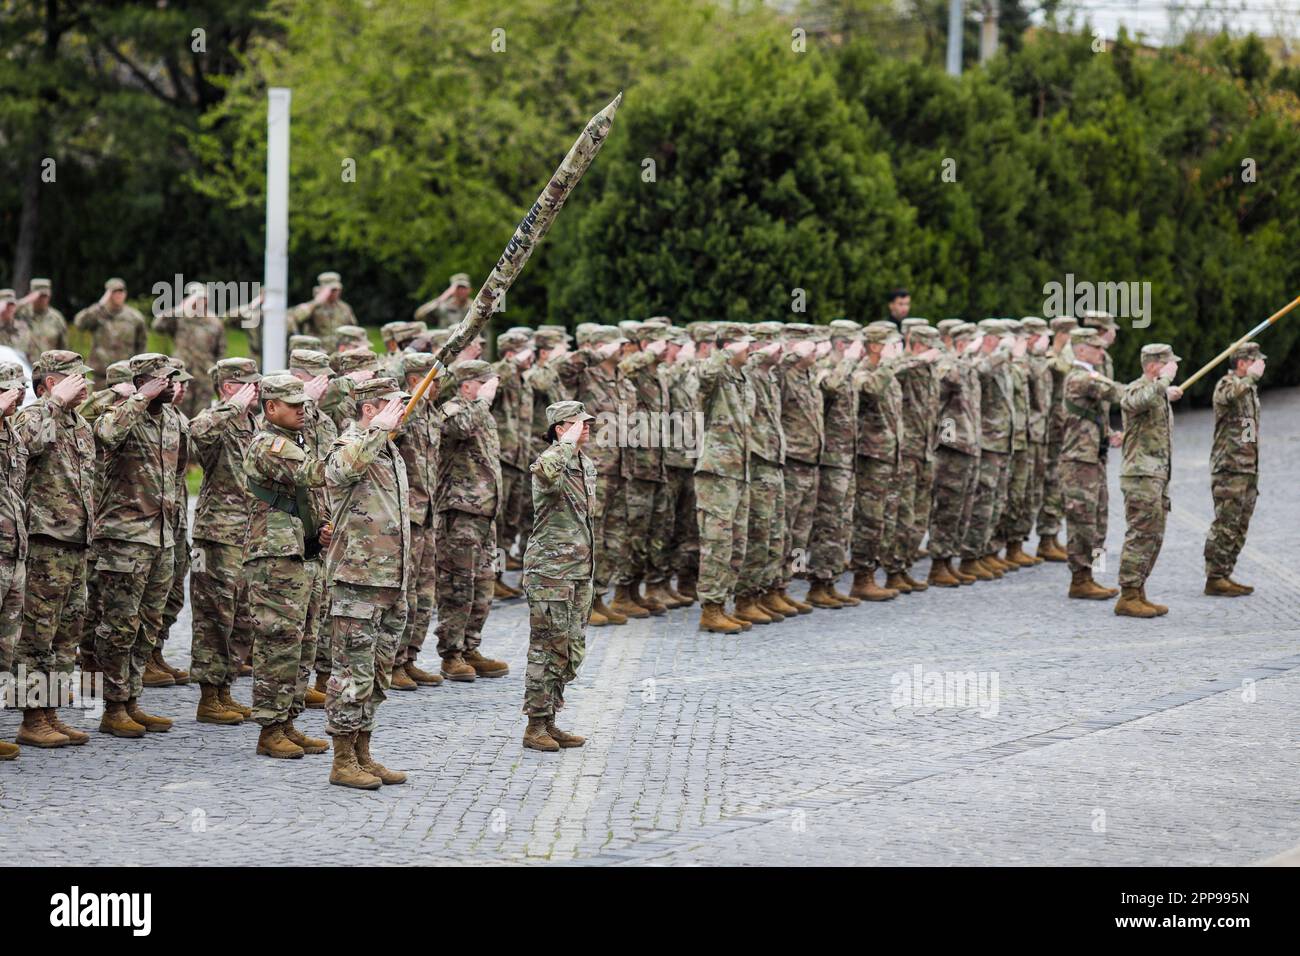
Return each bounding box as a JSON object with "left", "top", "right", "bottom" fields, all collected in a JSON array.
[
  {"left": 246, "top": 431, "right": 328, "bottom": 490},
  {"left": 1119, "top": 375, "right": 1167, "bottom": 415},
  {"left": 323, "top": 421, "right": 390, "bottom": 487},
  {"left": 93, "top": 391, "right": 152, "bottom": 449}
]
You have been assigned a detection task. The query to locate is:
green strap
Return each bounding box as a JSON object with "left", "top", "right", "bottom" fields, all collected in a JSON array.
[
  {"left": 246, "top": 478, "right": 299, "bottom": 516},
  {"left": 1062, "top": 397, "right": 1102, "bottom": 426},
  {"left": 247, "top": 478, "right": 320, "bottom": 558}
]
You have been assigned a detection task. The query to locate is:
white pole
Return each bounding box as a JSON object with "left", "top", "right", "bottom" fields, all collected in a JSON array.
[
  {"left": 262, "top": 87, "right": 291, "bottom": 373},
  {"left": 946, "top": 0, "right": 964, "bottom": 77},
  {"left": 979, "top": 0, "right": 999, "bottom": 64}
]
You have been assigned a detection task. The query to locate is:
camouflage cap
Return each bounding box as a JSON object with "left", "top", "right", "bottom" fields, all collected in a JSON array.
[
  {"left": 1002, "top": 319, "right": 1025, "bottom": 334},
  {"left": 450, "top": 272, "right": 471, "bottom": 288},
  {"left": 643, "top": 316, "right": 673, "bottom": 328},
  {"left": 784, "top": 323, "right": 818, "bottom": 340},
  {"left": 951, "top": 322, "right": 979, "bottom": 339},
  {"left": 451, "top": 359, "right": 496, "bottom": 384},
  {"left": 352, "top": 376, "right": 407, "bottom": 406},
  {"left": 618, "top": 320, "right": 645, "bottom": 338},
  {"left": 828, "top": 319, "right": 863, "bottom": 340},
  {"left": 1021, "top": 317, "right": 1049, "bottom": 332},
  {"left": 714, "top": 322, "right": 754, "bottom": 344},
  {"left": 290, "top": 349, "right": 335, "bottom": 378},
  {"left": 105, "top": 360, "right": 133, "bottom": 386},
  {"left": 573, "top": 323, "right": 599, "bottom": 346},
  {"left": 901, "top": 318, "right": 930, "bottom": 331},
  {"left": 936, "top": 319, "right": 965, "bottom": 335},
  {"left": 288, "top": 334, "right": 324, "bottom": 352},
  {"left": 317, "top": 271, "right": 343, "bottom": 289},
  {"left": 686, "top": 322, "right": 717, "bottom": 343},
  {"left": 1230, "top": 341, "right": 1267, "bottom": 363},
  {"left": 29, "top": 278, "right": 52, "bottom": 294},
  {"left": 212, "top": 357, "right": 261, "bottom": 386},
  {"left": 401, "top": 352, "right": 441, "bottom": 379},
  {"left": 260, "top": 372, "right": 307, "bottom": 405},
  {"left": 426, "top": 329, "right": 452, "bottom": 349},
  {"left": 1049, "top": 316, "right": 1078, "bottom": 334},
  {"left": 588, "top": 325, "right": 627, "bottom": 347},
  {"left": 545, "top": 400, "right": 595, "bottom": 428},
  {"left": 167, "top": 356, "right": 194, "bottom": 383},
  {"left": 1139, "top": 343, "right": 1182, "bottom": 364},
  {"left": 34, "top": 350, "right": 92, "bottom": 378},
  {"left": 384, "top": 320, "right": 427, "bottom": 345},
  {"left": 639, "top": 324, "right": 675, "bottom": 343},
  {"left": 1080, "top": 309, "right": 1118, "bottom": 331},
  {"left": 749, "top": 321, "right": 784, "bottom": 341},
  {"left": 497, "top": 328, "right": 532, "bottom": 351},
  {"left": 533, "top": 325, "right": 570, "bottom": 348},
  {"left": 0, "top": 289, "right": 15, "bottom": 305},
  {"left": 977, "top": 318, "right": 1005, "bottom": 334},
  {"left": 130, "top": 353, "right": 180, "bottom": 379},
  {"left": 863, "top": 325, "right": 893, "bottom": 344},
  {"left": 334, "top": 325, "right": 369, "bottom": 347},
  {"left": 0, "top": 361, "right": 27, "bottom": 391},
  {"left": 910, "top": 326, "right": 941, "bottom": 344},
  {"left": 334, "top": 349, "right": 382, "bottom": 375},
  {"left": 104, "top": 277, "right": 127, "bottom": 292},
  {"left": 1069, "top": 327, "right": 1105, "bottom": 348}
]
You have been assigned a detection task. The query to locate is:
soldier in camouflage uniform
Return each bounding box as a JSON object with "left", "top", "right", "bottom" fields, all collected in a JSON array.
[
  {"left": 0, "top": 362, "right": 32, "bottom": 758},
  {"left": 519, "top": 325, "right": 571, "bottom": 555},
  {"left": 188, "top": 359, "right": 262, "bottom": 726},
  {"left": 1204, "top": 342, "right": 1265, "bottom": 596},
  {"left": 490, "top": 329, "right": 535, "bottom": 588},
  {"left": 521, "top": 400, "right": 597, "bottom": 752},
  {"left": 287, "top": 271, "right": 357, "bottom": 352},
  {"left": 435, "top": 361, "right": 511, "bottom": 680},
  {"left": 646, "top": 324, "right": 700, "bottom": 607},
  {"left": 289, "top": 334, "right": 324, "bottom": 353},
  {"left": 0, "top": 289, "right": 38, "bottom": 362},
  {"left": 773, "top": 323, "right": 821, "bottom": 614},
  {"left": 73, "top": 278, "right": 149, "bottom": 383},
  {"left": 994, "top": 320, "right": 1042, "bottom": 569},
  {"left": 1060, "top": 328, "right": 1125, "bottom": 599},
  {"left": 320, "top": 348, "right": 382, "bottom": 431},
  {"left": 16, "top": 279, "right": 69, "bottom": 354},
  {"left": 151, "top": 282, "right": 229, "bottom": 419},
  {"left": 91, "top": 354, "right": 186, "bottom": 738},
  {"left": 695, "top": 322, "right": 754, "bottom": 633},
  {"left": 1115, "top": 344, "right": 1183, "bottom": 617},
  {"left": 961, "top": 320, "right": 1016, "bottom": 579},
  {"left": 1018, "top": 318, "right": 1053, "bottom": 560},
  {"left": 414, "top": 272, "right": 473, "bottom": 330},
  {"left": 1033, "top": 316, "right": 1077, "bottom": 561},
  {"left": 847, "top": 325, "right": 903, "bottom": 602},
  {"left": 379, "top": 321, "right": 427, "bottom": 379},
  {"left": 929, "top": 323, "right": 981, "bottom": 586},
  {"left": 332, "top": 325, "right": 372, "bottom": 355}
]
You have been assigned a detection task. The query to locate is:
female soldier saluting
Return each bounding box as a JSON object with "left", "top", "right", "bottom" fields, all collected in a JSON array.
[{"left": 521, "top": 400, "right": 597, "bottom": 752}]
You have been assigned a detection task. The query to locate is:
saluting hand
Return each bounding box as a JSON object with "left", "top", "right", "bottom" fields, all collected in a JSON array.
[
  {"left": 137, "top": 377, "right": 170, "bottom": 401},
  {"left": 844, "top": 340, "right": 865, "bottom": 361},
  {"left": 560, "top": 419, "right": 584, "bottom": 445},
  {"left": 476, "top": 376, "right": 499, "bottom": 406},
  {"left": 678, "top": 340, "right": 696, "bottom": 362},
  {"left": 51, "top": 373, "right": 87, "bottom": 408},
  {"left": 304, "top": 375, "right": 330, "bottom": 402},
  {"left": 229, "top": 382, "right": 258, "bottom": 412},
  {"left": 371, "top": 398, "right": 405, "bottom": 432},
  {"left": 0, "top": 389, "right": 20, "bottom": 416}
]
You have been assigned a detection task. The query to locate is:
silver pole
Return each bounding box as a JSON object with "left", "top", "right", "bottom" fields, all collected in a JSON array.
[
  {"left": 262, "top": 87, "right": 291, "bottom": 373},
  {"left": 946, "top": 0, "right": 964, "bottom": 77}
]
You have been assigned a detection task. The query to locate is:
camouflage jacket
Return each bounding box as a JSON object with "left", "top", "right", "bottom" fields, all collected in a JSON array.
[
  {"left": 326, "top": 422, "right": 410, "bottom": 590},
  {"left": 425, "top": 300, "right": 468, "bottom": 331},
  {"left": 778, "top": 358, "right": 824, "bottom": 466},
  {"left": 319, "top": 375, "right": 358, "bottom": 431},
  {"left": 79, "top": 389, "right": 124, "bottom": 424},
  {"left": 243, "top": 422, "right": 327, "bottom": 561},
  {"left": 490, "top": 358, "right": 533, "bottom": 471},
  {"left": 977, "top": 351, "right": 1014, "bottom": 454},
  {"left": 16, "top": 304, "right": 68, "bottom": 354},
  {"left": 522, "top": 440, "right": 597, "bottom": 581},
  {"left": 438, "top": 397, "right": 502, "bottom": 517},
  {"left": 619, "top": 350, "right": 668, "bottom": 481},
  {"left": 1060, "top": 363, "right": 1124, "bottom": 464},
  {"left": 661, "top": 361, "right": 699, "bottom": 471},
  {"left": 560, "top": 354, "right": 631, "bottom": 477},
  {"left": 854, "top": 360, "right": 902, "bottom": 465},
  {"left": 1009, "top": 357, "right": 1030, "bottom": 452},
  {"left": 0, "top": 417, "right": 30, "bottom": 560},
  {"left": 744, "top": 355, "right": 785, "bottom": 466},
  {"left": 73, "top": 303, "right": 149, "bottom": 380},
  {"left": 1026, "top": 354, "right": 1052, "bottom": 445},
  {"left": 524, "top": 356, "right": 570, "bottom": 459},
  {"left": 936, "top": 352, "right": 980, "bottom": 457},
  {"left": 12, "top": 397, "right": 95, "bottom": 545},
  {"left": 1120, "top": 375, "right": 1173, "bottom": 480},
  {"left": 151, "top": 313, "right": 227, "bottom": 393},
  {"left": 300, "top": 401, "right": 339, "bottom": 531},
  {"left": 895, "top": 355, "right": 942, "bottom": 462},
  {"left": 397, "top": 400, "right": 441, "bottom": 527},
  {"left": 1046, "top": 350, "right": 1071, "bottom": 445},
  {"left": 190, "top": 401, "right": 257, "bottom": 546},
  {"left": 288, "top": 300, "right": 357, "bottom": 349},
  {"left": 1210, "top": 372, "right": 1261, "bottom": 475},
  {"left": 92, "top": 395, "right": 188, "bottom": 547},
  {"left": 694, "top": 350, "right": 753, "bottom": 481},
  {"left": 819, "top": 355, "right": 859, "bottom": 470},
  {"left": 0, "top": 317, "right": 37, "bottom": 363}
]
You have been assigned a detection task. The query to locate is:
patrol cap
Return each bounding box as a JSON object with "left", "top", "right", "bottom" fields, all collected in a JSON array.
[
  {"left": 951, "top": 322, "right": 979, "bottom": 339},
  {"left": 382, "top": 320, "right": 425, "bottom": 344},
  {"left": 545, "top": 399, "right": 595, "bottom": 428},
  {"left": 1139, "top": 343, "right": 1181, "bottom": 364},
  {"left": 1003, "top": 318, "right": 1025, "bottom": 334},
  {"left": 750, "top": 321, "right": 784, "bottom": 341},
  {"left": 212, "top": 357, "right": 261, "bottom": 386},
  {"left": 977, "top": 318, "right": 1005, "bottom": 334},
  {"left": 863, "top": 325, "right": 893, "bottom": 344},
  {"left": 828, "top": 319, "right": 862, "bottom": 340},
  {"left": 288, "top": 334, "right": 324, "bottom": 352},
  {"left": 260, "top": 372, "right": 308, "bottom": 405},
  {"left": 573, "top": 323, "right": 599, "bottom": 346},
  {"left": 533, "top": 325, "right": 570, "bottom": 348},
  {"left": 686, "top": 321, "right": 717, "bottom": 343},
  {"left": 618, "top": 320, "right": 645, "bottom": 338},
  {"left": 317, "top": 271, "right": 343, "bottom": 290},
  {"left": 0, "top": 361, "right": 27, "bottom": 391},
  {"left": 0, "top": 290, "right": 14, "bottom": 305},
  {"left": 450, "top": 272, "right": 471, "bottom": 288},
  {"left": 352, "top": 376, "right": 407, "bottom": 406},
  {"left": 34, "top": 350, "right": 92, "bottom": 378},
  {"left": 105, "top": 360, "right": 133, "bottom": 386},
  {"left": 104, "top": 277, "right": 127, "bottom": 292},
  {"left": 1049, "top": 316, "right": 1078, "bottom": 334},
  {"left": 784, "top": 323, "right": 818, "bottom": 340},
  {"left": 451, "top": 359, "right": 496, "bottom": 384},
  {"left": 498, "top": 328, "right": 532, "bottom": 351},
  {"left": 639, "top": 323, "right": 674, "bottom": 343},
  {"left": 130, "top": 353, "right": 180, "bottom": 379},
  {"left": 334, "top": 325, "right": 369, "bottom": 347},
  {"left": 901, "top": 318, "right": 930, "bottom": 331},
  {"left": 1021, "top": 317, "right": 1048, "bottom": 332},
  {"left": 1230, "top": 341, "right": 1266, "bottom": 363},
  {"left": 643, "top": 316, "right": 673, "bottom": 328},
  {"left": 401, "top": 352, "right": 441, "bottom": 379},
  {"left": 29, "top": 278, "right": 52, "bottom": 294},
  {"left": 334, "top": 349, "right": 381, "bottom": 375},
  {"left": 909, "top": 326, "right": 941, "bottom": 345},
  {"left": 426, "top": 329, "right": 452, "bottom": 349},
  {"left": 714, "top": 322, "right": 754, "bottom": 345},
  {"left": 167, "top": 357, "right": 194, "bottom": 383},
  {"left": 290, "top": 349, "right": 335, "bottom": 378},
  {"left": 936, "top": 319, "right": 965, "bottom": 335},
  {"left": 1080, "top": 309, "right": 1118, "bottom": 330},
  {"left": 588, "top": 325, "right": 627, "bottom": 347},
  {"left": 1069, "top": 327, "right": 1105, "bottom": 348}
]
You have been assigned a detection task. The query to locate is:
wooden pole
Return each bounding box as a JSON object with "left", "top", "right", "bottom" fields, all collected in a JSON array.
[{"left": 1177, "top": 292, "right": 1300, "bottom": 391}]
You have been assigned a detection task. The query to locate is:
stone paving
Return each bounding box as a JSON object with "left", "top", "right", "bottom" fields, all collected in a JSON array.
[{"left": 1, "top": 386, "right": 1297, "bottom": 866}]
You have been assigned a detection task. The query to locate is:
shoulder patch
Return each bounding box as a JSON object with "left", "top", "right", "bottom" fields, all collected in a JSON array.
[{"left": 271, "top": 437, "right": 286, "bottom": 454}]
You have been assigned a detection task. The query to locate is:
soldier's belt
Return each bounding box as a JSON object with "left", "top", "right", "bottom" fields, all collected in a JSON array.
[
  {"left": 247, "top": 478, "right": 320, "bottom": 559},
  {"left": 1062, "top": 398, "right": 1103, "bottom": 426}
]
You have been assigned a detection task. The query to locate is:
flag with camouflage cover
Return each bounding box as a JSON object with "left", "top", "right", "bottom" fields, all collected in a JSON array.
[{"left": 1178, "top": 292, "right": 1300, "bottom": 391}]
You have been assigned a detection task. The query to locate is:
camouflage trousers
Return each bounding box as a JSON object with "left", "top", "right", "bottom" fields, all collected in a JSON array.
[
  {"left": 1035, "top": 440, "right": 1065, "bottom": 537},
  {"left": 1061, "top": 458, "right": 1110, "bottom": 574},
  {"left": 93, "top": 541, "right": 174, "bottom": 703},
  {"left": 189, "top": 540, "right": 255, "bottom": 687},
  {"left": 1021, "top": 442, "right": 1048, "bottom": 542},
  {"left": 995, "top": 448, "right": 1032, "bottom": 548},
  {"left": 738, "top": 459, "right": 785, "bottom": 596},
  {"left": 497, "top": 463, "right": 529, "bottom": 558},
  {"left": 298, "top": 558, "right": 326, "bottom": 716},
  {"left": 1204, "top": 472, "right": 1258, "bottom": 578},
  {"left": 15, "top": 539, "right": 86, "bottom": 698},
  {"left": 0, "top": 555, "right": 26, "bottom": 676},
  {"left": 963, "top": 450, "right": 1009, "bottom": 559},
  {"left": 592, "top": 473, "right": 627, "bottom": 592},
  {"left": 647, "top": 466, "right": 696, "bottom": 585},
  {"left": 522, "top": 576, "right": 592, "bottom": 718},
  {"left": 695, "top": 472, "right": 750, "bottom": 604},
  {"left": 780, "top": 459, "right": 819, "bottom": 588},
  {"left": 245, "top": 555, "right": 312, "bottom": 727},
  {"left": 325, "top": 582, "right": 407, "bottom": 736},
  {"left": 810, "top": 464, "right": 854, "bottom": 581},
  {"left": 1118, "top": 476, "right": 1170, "bottom": 589},
  {"left": 850, "top": 456, "right": 898, "bottom": 572},
  {"left": 434, "top": 510, "right": 495, "bottom": 658},
  {"left": 158, "top": 531, "right": 190, "bottom": 650},
  {"left": 927, "top": 446, "right": 979, "bottom": 560},
  {"left": 400, "top": 519, "right": 437, "bottom": 664},
  {"left": 888, "top": 455, "right": 933, "bottom": 572},
  {"left": 618, "top": 477, "right": 669, "bottom": 585}
]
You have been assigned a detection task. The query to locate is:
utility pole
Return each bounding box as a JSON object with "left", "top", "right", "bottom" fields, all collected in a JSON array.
[
  {"left": 946, "top": 0, "right": 964, "bottom": 76},
  {"left": 979, "top": 0, "right": 1000, "bottom": 64},
  {"left": 262, "top": 87, "right": 291, "bottom": 374}
]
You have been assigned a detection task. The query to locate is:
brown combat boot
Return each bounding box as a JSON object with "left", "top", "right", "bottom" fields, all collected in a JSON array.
[
  {"left": 440, "top": 654, "right": 477, "bottom": 682},
  {"left": 256, "top": 722, "right": 305, "bottom": 759},
  {"left": 493, "top": 575, "right": 522, "bottom": 600},
  {"left": 758, "top": 590, "right": 790, "bottom": 621},
  {"left": 1068, "top": 569, "right": 1117, "bottom": 600},
  {"left": 17, "top": 709, "right": 69, "bottom": 748},
  {"left": 142, "top": 653, "right": 175, "bottom": 688},
  {"left": 1006, "top": 541, "right": 1039, "bottom": 567},
  {"left": 523, "top": 717, "right": 560, "bottom": 752},
  {"left": 588, "top": 603, "right": 610, "bottom": 626},
  {"left": 975, "top": 557, "right": 1004, "bottom": 579},
  {"left": 609, "top": 585, "right": 650, "bottom": 619},
  {"left": 390, "top": 663, "right": 418, "bottom": 691},
  {"left": 958, "top": 558, "right": 989, "bottom": 582},
  {"left": 45, "top": 709, "right": 89, "bottom": 745},
  {"left": 630, "top": 580, "right": 668, "bottom": 616},
  {"left": 666, "top": 583, "right": 695, "bottom": 607},
  {"left": 732, "top": 596, "right": 773, "bottom": 625},
  {"left": 154, "top": 648, "right": 190, "bottom": 684},
  {"left": 1226, "top": 577, "right": 1254, "bottom": 595},
  {"left": 777, "top": 588, "right": 812, "bottom": 614},
  {"left": 901, "top": 571, "right": 929, "bottom": 592},
  {"left": 405, "top": 661, "right": 443, "bottom": 686},
  {"left": 355, "top": 731, "right": 406, "bottom": 784},
  {"left": 218, "top": 684, "right": 252, "bottom": 720},
  {"left": 196, "top": 683, "right": 243, "bottom": 725},
  {"left": 329, "top": 733, "right": 381, "bottom": 789},
  {"left": 126, "top": 698, "right": 173, "bottom": 733},
  {"left": 1204, "top": 576, "right": 1239, "bottom": 597},
  {"left": 927, "top": 559, "right": 961, "bottom": 588},
  {"left": 99, "top": 701, "right": 146, "bottom": 739},
  {"left": 305, "top": 686, "right": 327, "bottom": 709},
  {"left": 464, "top": 649, "right": 509, "bottom": 678},
  {"left": 990, "top": 552, "right": 1018, "bottom": 572},
  {"left": 698, "top": 602, "right": 742, "bottom": 634},
  {"left": 950, "top": 559, "right": 977, "bottom": 584},
  {"left": 237, "top": 659, "right": 253, "bottom": 678},
  {"left": 829, "top": 583, "right": 861, "bottom": 606},
  {"left": 644, "top": 581, "right": 683, "bottom": 610},
  {"left": 850, "top": 570, "right": 898, "bottom": 602},
  {"left": 281, "top": 718, "right": 329, "bottom": 754},
  {"left": 1037, "top": 535, "right": 1068, "bottom": 562},
  {"left": 805, "top": 581, "right": 843, "bottom": 609},
  {"left": 724, "top": 606, "right": 753, "bottom": 630},
  {"left": 546, "top": 718, "right": 586, "bottom": 748},
  {"left": 884, "top": 572, "right": 913, "bottom": 594},
  {"left": 592, "top": 593, "right": 628, "bottom": 625},
  {"left": 1139, "top": 586, "right": 1169, "bottom": 617},
  {"left": 674, "top": 572, "right": 698, "bottom": 602},
  {"left": 1114, "top": 586, "right": 1157, "bottom": 618},
  {"left": 0, "top": 739, "right": 17, "bottom": 760}
]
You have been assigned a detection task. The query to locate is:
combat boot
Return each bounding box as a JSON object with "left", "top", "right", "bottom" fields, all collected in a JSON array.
[
  {"left": 674, "top": 572, "right": 698, "bottom": 602},
  {"left": 256, "top": 722, "right": 304, "bottom": 759},
  {"left": 0, "top": 739, "right": 17, "bottom": 760},
  {"left": 927, "top": 559, "right": 961, "bottom": 589},
  {"left": 1037, "top": 535, "right": 1068, "bottom": 562},
  {"left": 806, "top": 581, "right": 843, "bottom": 609},
  {"left": 884, "top": 572, "right": 913, "bottom": 594},
  {"left": 609, "top": 585, "right": 650, "bottom": 619},
  {"left": 390, "top": 663, "right": 418, "bottom": 691},
  {"left": 592, "top": 593, "right": 628, "bottom": 625},
  {"left": 45, "top": 709, "right": 89, "bottom": 746},
  {"left": 1114, "top": 587, "right": 1157, "bottom": 618},
  {"left": 440, "top": 654, "right": 477, "bottom": 682},
  {"left": 237, "top": 659, "right": 253, "bottom": 678},
  {"left": 464, "top": 649, "right": 509, "bottom": 678},
  {"left": 281, "top": 718, "right": 329, "bottom": 755},
  {"left": 305, "top": 685, "right": 327, "bottom": 709},
  {"left": 958, "top": 558, "right": 990, "bottom": 582},
  {"left": 900, "top": 571, "right": 929, "bottom": 592},
  {"left": 588, "top": 604, "right": 610, "bottom": 627},
  {"left": 631, "top": 580, "right": 667, "bottom": 616},
  {"left": 643, "top": 581, "right": 682, "bottom": 610},
  {"left": 99, "top": 701, "right": 146, "bottom": 739},
  {"left": 950, "top": 560, "right": 977, "bottom": 584},
  {"left": 991, "top": 552, "right": 1019, "bottom": 572},
  {"left": 850, "top": 570, "right": 898, "bottom": 602},
  {"left": 698, "top": 602, "right": 742, "bottom": 634},
  {"left": 975, "top": 557, "right": 1004, "bottom": 579},
  {"left": 196, "top": 683, "right": 243, "bottom": 724},
  {"left": 776, "top": 588, "right": 812, "bottom": 614},
  {"left": 126, "top": 698, "right": 173, "bottom": 733},
  {"left": 546, "top": 719, "right": 586, "bottom": 748},
  {"left": 329, "top": 733, "right": 381, "bottom": 789},
  {"left": 1006, "top": 541, "right": 1039, "bottom": 568},
  {"left": 1204, "top": 576, "right": 1239, "bottom": 597},
  {"left": 218, "top": 684, "right": 253, "bottom": 720},
  {"left": 666, "top": 582, "right": 695, "bottom": 607},
  {"left": 142, "top": 653, "right": 175, "bottom": 688},
  {"left": 17, "top": 709, "right": 70, "bottom": 748},
  {"left": 1139, "top": 587, "right": 1169, "bottom": 617},
  {"left": 523, "top": 717, "right": 560, "bottom": 752},
  {"left": 725, "top": 606, "right": 753, "bottom": 630},
  {"left": 1227, "top": 577, "right": 1254, "bottom": 595},
  {"left": 405, "top": 661, "right": 443, "bottom": 686},
  {"left": 733, "top": 595, "right": 773, "bottom": 625},
  {"left": 355, "top": 731, "right": 406, "bottom": 784},
  {"left": 1068, "top": 569, "right": 1117, "bottom": 600},
  {"left": 758, "top": 590, "right": 790, "bottom": 621},
  {"left": 493, "top": 574, "right": 522, "bottom": 600},
  {"left": 154, "top": 648, "right": 190, "bottom": 685}
]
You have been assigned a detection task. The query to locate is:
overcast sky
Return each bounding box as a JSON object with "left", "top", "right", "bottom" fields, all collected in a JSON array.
[{"left": 1042, "top": 1, "right": 1300, "bottom": 46}]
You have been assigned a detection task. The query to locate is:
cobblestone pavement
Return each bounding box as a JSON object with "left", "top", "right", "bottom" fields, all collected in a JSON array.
[{"left": 2, "top": 387, "right": 1298, "bottom": 867}]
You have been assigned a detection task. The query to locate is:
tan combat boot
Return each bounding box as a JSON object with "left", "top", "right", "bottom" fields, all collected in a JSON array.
[
  {"left": 256, "top": 722, "right": 305, "bottom": 759},
  {"left": 1037, "top": 535, "right": 1068, "bottom": 562},
  {"left": 958, "top": 558, "right": 989, "bottom": 582},
  {"left": 281, "top": 718, "right": 329, "bottom": 754},
  {"left": 154, "top": 648, "right": 190, "bottom": 684},
  {"left": 950, "top": 559, "right": 977, "bottom": 584},
  {"left": 884, "top": 572, "right": 913, "bottom": 594},
  {"left": 1068, "top": 569, "right": 1117, "bottom": 600},
  {"left": 1226, "top": 577, "right": 1254, "bottom": 595},
  {"left": 464, "top": 649, "right": 509, "bottom": 678},
  {"left": 609, "top": 585, "right": 650, "bottom": 619},
  {"left": 329, "top": 733, "right": 381, "bottom": 789},
  {"left": 592, "top": 593, "right": 628, "bottom": 625},
  {"left": 758, "top": 590, "right": 789, "bottom": 621},
  {"left": 850, "top": 570, "right": 898, "bottom": 602},
  {"left": 126, "top": 698, "right": 173, "bottom": 733},
  {"left": 732, "top": 596, "right": 773, "bottom": 625},
  {"left": 305, "top": 685, "right": 327, "bottom": 709},
  {"left": 99, "top": 701, "right": 146, "bottom": 739},
  {"left": 698, "top": 602, "right": 742, "bottom": 634},
  {"left": 523, "top": 717, "right": 560, "bottom": 752},
  {"left": 218, "top": 684, "right": 253, "bottom": 720},
  {"left": 927, "top": 559, "right": 961, "bottom": 588},
  {"left": 1006, "top": 541, "right": 1039, "bottom": 567},
  {"left": 45, "top": 708, "right": 89, "bottom": 745},
  {"left": 644, "top": 581, "right": 683, "bottom": 610},
  {"left": 440, "top": 654, "right": 477, "bottom": 682},
  {"left": 546, "top": 718, "right": 586, "bottom": 748},
  {"left": 390, "top": 663, "right": 417, "bottom": 691},
  {"left": 196, "top": 683, "right": 243, "bottom": 725},
  {"left": 1204, "top": 576, "right": 1238, "bottom": 596},
  {"left": 631, "top": 580, "right": 668, "bottom": 616},
  {"left": 17, "top": 709, "right": 70, "bottom": 748},
  {"left": 405, "top": 661, "right": 443, "bottom": 686},
  {"left": 777, "top": 588, "right": 812, "bottom": 614},
  {"left": 805, "top": 581, "right": 843, "bottom": 609},
  {"left": 355, "top": 731, "right": 406, "bottom": 784},
  {"left": 1114, "top": 587, "right": 1157, "bottom": 618},
  {"left": 666, "top": 582, "right": 695, "bottom": 607},
  {"left": 901, "top": 570, "right": 929, "bottom": 592},
  {"left": 588, "top": 603, "right": 610, "bottom": 627},
  {"left": 674, "top": 573, "right": 698, "bottom": 602},
  {"left": 975, "top": 557, "right": 1004, "bottom": 579},
  {"left": 1139, "top": 586, "right": 1169, "bottom": 617},
  {"left": 0, "top": 739, "right": 17, "bottom": 760},
  {"left": 829, "top": 583, "right": 861, "bottom": 606},
  {"left": 142, "top": 653, "right": 175, "bottom": 688},
  {"left": 493, "top": 574, "right": 522, "bottom": 600},
  {"left": 725, "top": 606, "right": 754, "bottom": 630}
]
